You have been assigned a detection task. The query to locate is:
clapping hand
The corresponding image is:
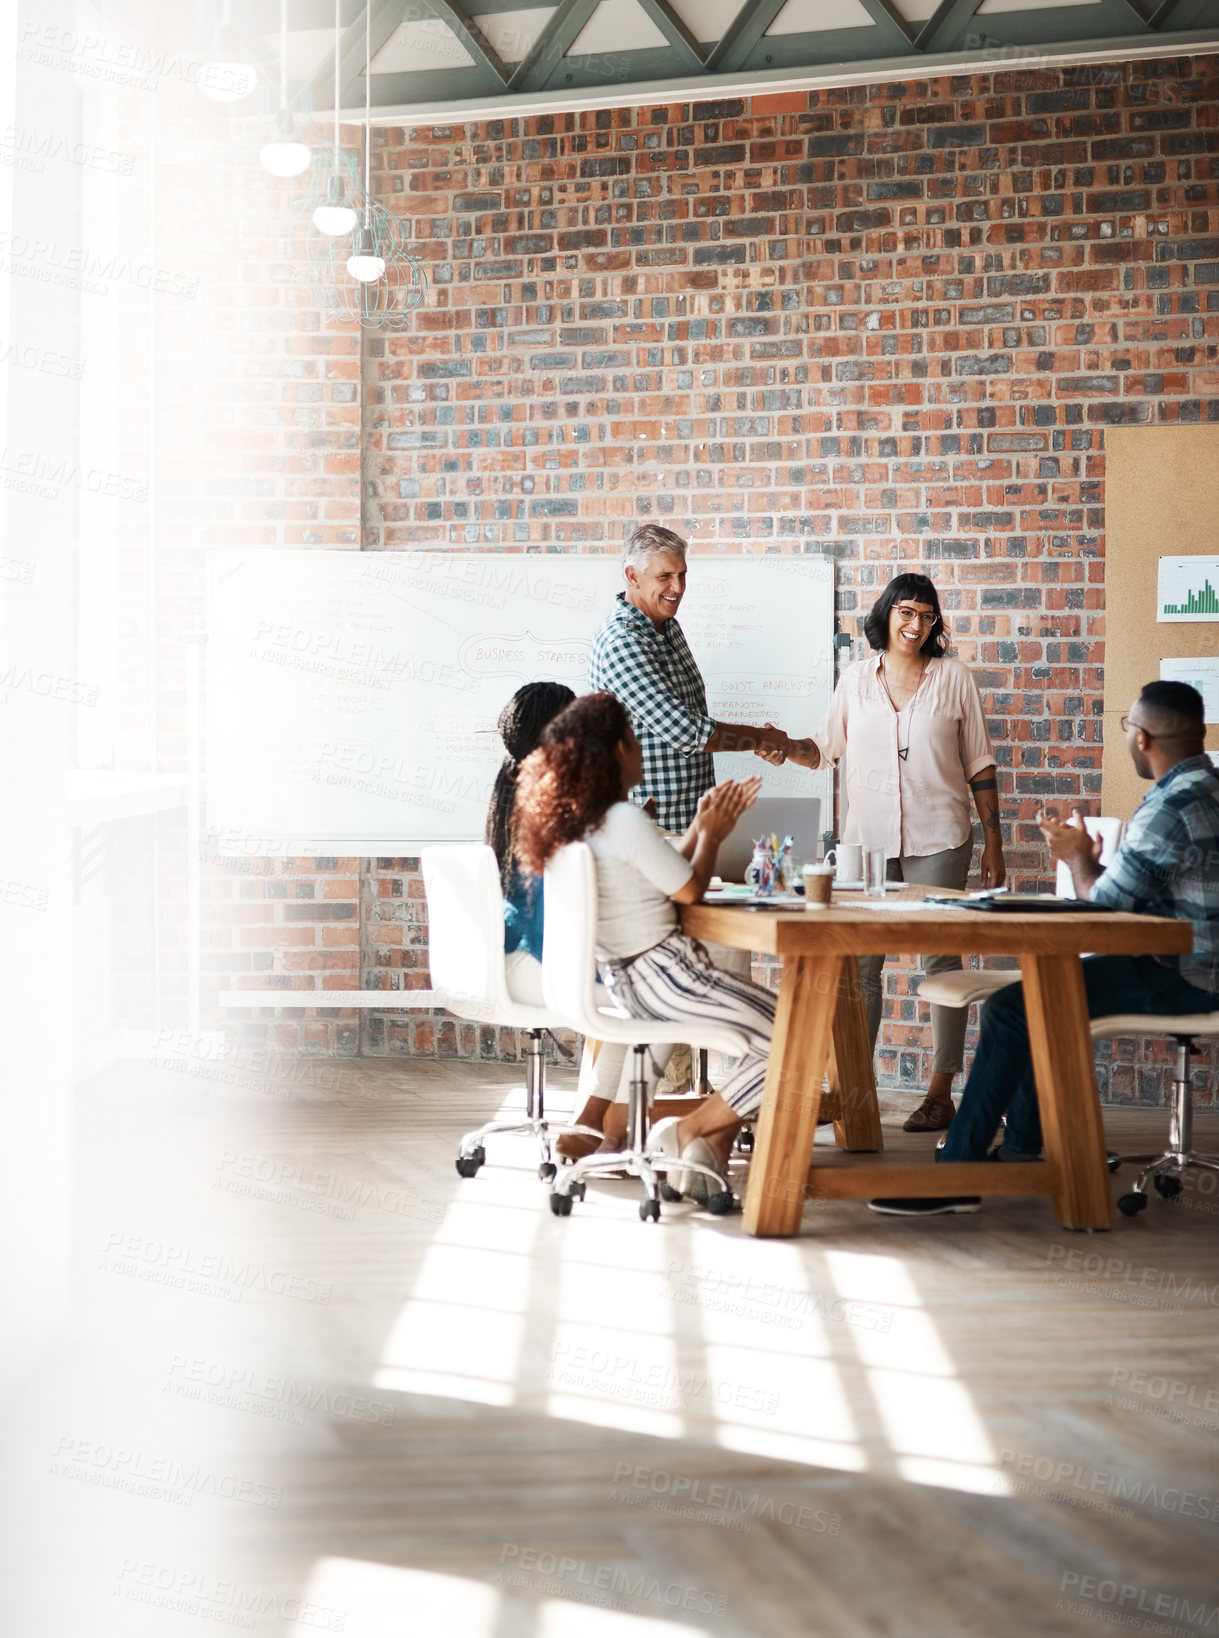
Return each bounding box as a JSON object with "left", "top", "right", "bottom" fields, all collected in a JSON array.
[{"left": 696, "top": 775, "right": 762, "bottom": 843}]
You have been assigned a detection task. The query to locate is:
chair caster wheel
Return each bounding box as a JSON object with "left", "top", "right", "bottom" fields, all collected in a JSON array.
[
  {"left": 1117, "top": 1191, "right": 1148, "bottom": 1217},
  {"left": 571, "top": 1180, "right": 587, "bottom": 1202},
  {"left": 706, "top": 1190, "right": 736, "bottom": 1216},
  {"left": 1107, "top": 1154, "right": 1121, "bottom": 1173},
  {"left": 455, "top": 1148, "right": 484, "bottom": 1178},
  {"left": 659, "top": 1182, "right": 682, "bottom": 1203},
  {"left": 1154, "top": 1174, "right": 1182, "bottom": 1199},
  {"left": 639, "top": 1199, "right": 661, "bottom": 1222},
  {"left": 549, "top": 1190, "right": 574, "bottom": 1216},
  {"left": 538, "top": 1162, "right": 557, "bottom": 1183},
  {"left": 736, "top": 1129, "right": 754, "bottom": 1154}
]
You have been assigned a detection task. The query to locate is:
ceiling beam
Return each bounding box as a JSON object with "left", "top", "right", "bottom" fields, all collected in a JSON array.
[
  {"left": 508, "top": 0, "right": 603, "bottom": 92},
  {"left": 345, "top": 27, "right": 1219, "bottom": 122},
  {"left": 308, "top": 0, "right": 411, "bottom": 116},
  {"left": 706, "top": 0, "right": 790, "bottom": 73},
  {"left": 914, "top": 0, "right": 985, "bottom": 52},
  {"left": 634, "top": 0, "right": 708, "bottom": 71},
  {"left": 418, "top": 0, "right": 511, "bottom": 90},
  {"left": 1109, "top": 0, "right": 1154, "bottom": 21},
  {"left": 855, "top": 0, "right": 918, "bottom": 53}
]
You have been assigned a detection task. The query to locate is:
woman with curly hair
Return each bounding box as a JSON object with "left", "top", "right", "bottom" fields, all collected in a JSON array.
[
  {"left": 488, "top": 681, "right": 661, "bottom": 1158},
  {"left": 513, "top": 691, "right": 774, "bottom": 1200}
]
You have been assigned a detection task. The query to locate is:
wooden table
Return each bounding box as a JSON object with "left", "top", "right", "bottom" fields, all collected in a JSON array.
[{"left": 681, "top": 891, "right": 1192, "bottom": 1236}]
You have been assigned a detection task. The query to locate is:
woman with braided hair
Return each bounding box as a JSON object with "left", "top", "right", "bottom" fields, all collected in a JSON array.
[{"left": 487, "top": 681, "right": 576, "bottom": 1005}]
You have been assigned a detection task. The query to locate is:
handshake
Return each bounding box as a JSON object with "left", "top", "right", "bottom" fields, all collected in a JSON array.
[
  {"left": 754, "top": 724, "right": 821, "bottom": 770},
  {"left": 707, "top": 718, "right": 821, "bottom": 768}
]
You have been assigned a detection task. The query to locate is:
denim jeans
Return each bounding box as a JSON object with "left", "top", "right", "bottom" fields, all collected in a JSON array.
[{"left": 939, "top": 956, "right": 1219, "bottom": 1163}]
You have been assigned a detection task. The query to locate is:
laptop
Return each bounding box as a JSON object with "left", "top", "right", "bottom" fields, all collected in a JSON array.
[{"left": 714, "top": 797, "right": 822, "bottom": 885}]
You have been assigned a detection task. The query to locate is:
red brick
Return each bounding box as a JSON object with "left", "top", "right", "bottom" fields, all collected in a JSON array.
[{"left": 177, "top": 53, "right": 1219, "bottom": 1091}]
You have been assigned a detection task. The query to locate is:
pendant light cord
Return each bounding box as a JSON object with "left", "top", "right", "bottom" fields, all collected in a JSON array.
[
  {"left": 279, "top": 0, "right": 288, "bottom": 112},
  {"left": 332, "top": 0, "right": 341, "bottom": 172},
  {"left": 363, "top": 2, "right": 372, "bottom": 228}
]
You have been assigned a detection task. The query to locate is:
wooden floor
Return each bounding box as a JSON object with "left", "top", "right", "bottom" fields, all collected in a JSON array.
[{"left": 11, "top": 1055, "right": 1219, "bottom": 1638}]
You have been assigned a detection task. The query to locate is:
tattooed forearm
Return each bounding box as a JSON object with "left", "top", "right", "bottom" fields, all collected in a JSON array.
[{"left": 969, "top": 772, "right": 1003, "bottom": 838}]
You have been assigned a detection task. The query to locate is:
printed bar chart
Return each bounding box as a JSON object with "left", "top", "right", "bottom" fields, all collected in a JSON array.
[{"left": 1157, "top": 555, "right": 1219, "bottom": 622}]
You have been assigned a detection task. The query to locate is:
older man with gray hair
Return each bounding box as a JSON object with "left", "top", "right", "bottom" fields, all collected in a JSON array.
[{"left": 589, "top": 524, "right": 791, "bottom": 832}]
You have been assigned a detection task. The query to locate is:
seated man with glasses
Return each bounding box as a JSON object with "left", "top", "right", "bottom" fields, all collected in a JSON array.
[{"left": 871, "top": 679, "right": 1219, "bottom": 1216}]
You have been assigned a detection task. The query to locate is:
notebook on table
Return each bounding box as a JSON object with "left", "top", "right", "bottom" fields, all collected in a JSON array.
[{"left": 923, "top": 894, "right": 1119, "bottom": 914}]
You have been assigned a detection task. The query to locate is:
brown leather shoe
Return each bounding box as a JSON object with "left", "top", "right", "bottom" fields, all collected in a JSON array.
[{"left": 902, "top": 1096, "right": 955, "bottom": 1133}]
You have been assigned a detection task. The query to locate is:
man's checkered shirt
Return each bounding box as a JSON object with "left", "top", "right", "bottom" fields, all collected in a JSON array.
[
  {"left": 1092, "top": 755, "right": 1219, "bottom": 995},
  {"left": 589, "top": 593, "right": 715, "bottom": 832}
]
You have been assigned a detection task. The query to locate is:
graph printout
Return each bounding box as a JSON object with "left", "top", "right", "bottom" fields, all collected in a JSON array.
[
  {"left": 1160, "top": 657, "right": 1219, "bottom": 723},
  {"left": 1157, "top": 555, "right": 1219, "bottom": 622}
]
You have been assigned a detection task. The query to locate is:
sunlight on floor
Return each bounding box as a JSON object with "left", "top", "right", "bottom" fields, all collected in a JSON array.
[
  {"left": 545, "top": 1203, "right": 686, "bottom": 1438},
  {"left": 824, "top": 1249, "right": 1015, "bottom": 1497},
  {"left": 373, "top": 1086, "right": 544, "bottom": 1405},
  {"left": 301, "top": 1558, "right": 717, "bottom": 1637},
  {"left": 370, "top": 1085, "right": 1011, "bottom": 1495}
]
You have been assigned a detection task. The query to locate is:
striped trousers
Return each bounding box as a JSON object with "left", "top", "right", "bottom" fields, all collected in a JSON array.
[{"left": 601, "top": 934, "right": 776, "bottom": 1119}]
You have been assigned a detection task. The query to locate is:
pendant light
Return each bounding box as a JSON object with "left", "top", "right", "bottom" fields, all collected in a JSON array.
[
  {"left": 346, "top": 3, "right": 385, "bottom": 283},
  {"left": 260, "top": 0, "right": 311, "bottom": 176},
  {"left": 312, "top": 0, "right": 358, "bottom": 236},
  {"left": 199, "top": 0, "right": 259, "bottom": 103}
]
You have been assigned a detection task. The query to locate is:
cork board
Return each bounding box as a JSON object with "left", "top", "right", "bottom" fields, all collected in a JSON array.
[{"left": 1102, "top": 426, "right": 1219, "bottom": 820}]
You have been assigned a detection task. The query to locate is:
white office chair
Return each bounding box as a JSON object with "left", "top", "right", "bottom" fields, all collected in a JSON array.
[
  {"left": 542, "top": 842, "right": 749, "bottom": 1220},
  {"left": 421, "top": 845, "right": 603, "bottom": 1182},
  {"left": 917, "top": 816, "right": 1127, "bottom": 1011},
  {"left": 1095, "top": 1012, "right": 1219, "bottom": 1215}
]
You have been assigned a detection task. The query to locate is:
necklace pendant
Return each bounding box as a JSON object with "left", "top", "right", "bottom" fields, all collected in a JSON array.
[{"left": 897, "top": 746, "right": 909, "bottom": 761}]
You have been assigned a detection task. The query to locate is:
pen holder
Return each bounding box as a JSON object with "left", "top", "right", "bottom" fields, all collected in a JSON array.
[{"left": 745, "top": 836, "right": 791, "bottom": 896}]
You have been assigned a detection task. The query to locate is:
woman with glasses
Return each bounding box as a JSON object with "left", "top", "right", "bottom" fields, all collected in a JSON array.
[{"left": 778, "top": 572, "right": 1005, "bottom": 1133}]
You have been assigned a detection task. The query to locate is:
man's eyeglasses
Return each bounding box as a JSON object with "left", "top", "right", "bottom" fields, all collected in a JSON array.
[{"left": 1120, "top": 716, "right": 1156, "bottom": 738}]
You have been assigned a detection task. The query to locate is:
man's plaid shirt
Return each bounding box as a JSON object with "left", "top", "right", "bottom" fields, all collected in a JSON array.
[
  {"left": 1092, "top": 755, "right": 1219, "bottom": 994},
  {"left": 589, "top": 592, "right": 715, "bottom": 832}
]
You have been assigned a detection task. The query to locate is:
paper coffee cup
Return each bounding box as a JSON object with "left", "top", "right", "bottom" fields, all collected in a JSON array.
[{"left": 802, "top": 864, "right": 834, "bottom": 908}]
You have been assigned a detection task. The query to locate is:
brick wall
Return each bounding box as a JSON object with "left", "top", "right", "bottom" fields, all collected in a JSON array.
[{"left": 206, "top": 52, "right": 1218, "bottom": 1106}]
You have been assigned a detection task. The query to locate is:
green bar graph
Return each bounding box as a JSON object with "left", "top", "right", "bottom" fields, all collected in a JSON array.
[
  {"left": 1158, "top": 556, "right": 1219, "bottom": 623},
  {"left": 1163, "top": 577, "right": 1219, "bottom": 617}
]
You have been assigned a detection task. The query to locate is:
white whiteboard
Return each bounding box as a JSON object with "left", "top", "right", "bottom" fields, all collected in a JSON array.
[{"left": 208, "top": 551, "right": 834, "bottom": 853}]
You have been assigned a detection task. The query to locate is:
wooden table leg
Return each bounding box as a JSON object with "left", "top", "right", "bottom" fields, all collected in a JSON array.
[
  {"left": 1021, "top": 953, "right": 1114, "bottom": 1232},
  {"left": 743, "top": 954, "right": 841, "bottom": 1236},
  {"left": 828, "top": 958, "right": 883, "bottom": 1153}
]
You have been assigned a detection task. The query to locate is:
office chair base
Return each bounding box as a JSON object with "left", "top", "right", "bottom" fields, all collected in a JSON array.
[
  {"left": 549, "top": 1149, "right": 733, "bottom": 1218},
  {"left": 455, "top": 1025, "right": 608, "bottom": 1180},
  {"left": 547, "top": 1044, "right": 733, "bottom": 1218},
  {"left": 1111, "top": 1034, "right": 1219, "bottom": 1215},
  {"left": 456, "top": 1120, "right": 605, "bottom": 1179},
  {"left": 1115, "top": 1151, "right": 1219, "bottom": 1216}
]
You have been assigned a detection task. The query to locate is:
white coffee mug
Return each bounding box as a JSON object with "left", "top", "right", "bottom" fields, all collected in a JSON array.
[{"left": 825, "top": 841, "right": 863, "bottom": 882}]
